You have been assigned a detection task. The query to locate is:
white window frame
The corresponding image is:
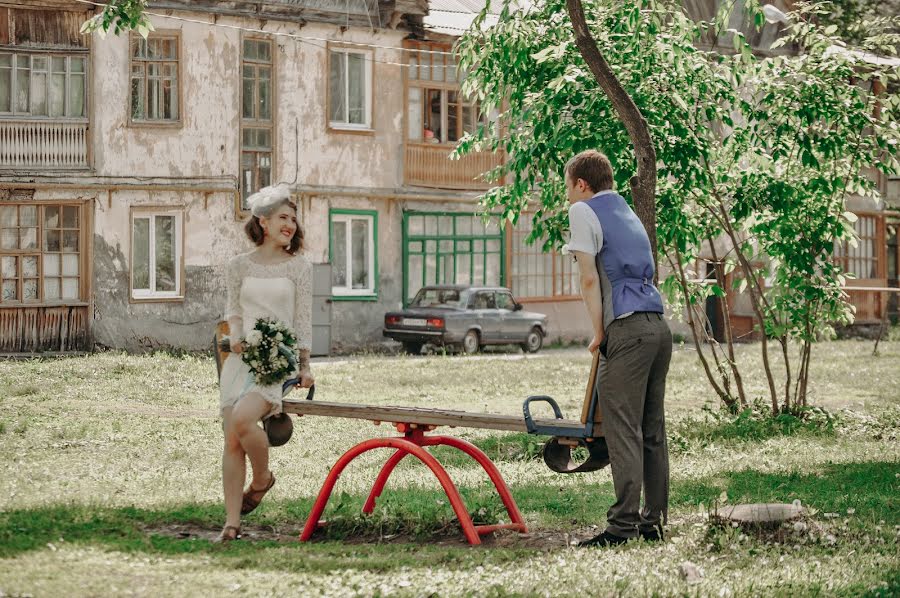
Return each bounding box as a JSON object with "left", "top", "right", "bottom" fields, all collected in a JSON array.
[
  {"left": 331, "top": 212, "right": 376, "bottom": 297},
  {"left": 328, "top": 47, "right": 373, "bottom": 131},
  {"left": 131, "top": 210, "right": 183, "bottom": 300}
]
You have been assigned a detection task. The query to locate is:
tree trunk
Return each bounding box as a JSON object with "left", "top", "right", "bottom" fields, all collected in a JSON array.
[{"left": 565, "top": 0, "right": 658, "bottom": 281}]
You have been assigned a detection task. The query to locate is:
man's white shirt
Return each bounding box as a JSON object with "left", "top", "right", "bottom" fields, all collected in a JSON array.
[{"left": 567, "top": 191, "right": 633, "bottom": 320}]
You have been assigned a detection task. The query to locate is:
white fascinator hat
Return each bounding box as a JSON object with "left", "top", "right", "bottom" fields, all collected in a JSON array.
[{"left": 246, "top": 183, "right": 293, "bottom": 218}]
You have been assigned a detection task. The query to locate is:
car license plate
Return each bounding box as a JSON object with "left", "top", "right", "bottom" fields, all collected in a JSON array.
[{"left": 402, "top": 318, "right": 427, "bottom": 327}]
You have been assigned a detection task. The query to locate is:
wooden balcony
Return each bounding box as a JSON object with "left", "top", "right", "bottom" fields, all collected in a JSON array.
[
  {"left": 0, "top": 119, "right": 89, "bottom": 170},
  {"left": 404, "top": 144, "right": 503, "bottom": 190}
]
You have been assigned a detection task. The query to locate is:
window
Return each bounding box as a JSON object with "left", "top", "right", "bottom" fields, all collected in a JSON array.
[
  {"left": 240, "top": 38, "right": 274, "bottom": 210},
  {"left": 495, "top": 291, "right": 516, "bottom": 310},
  {"left": 0, "top": 203, "right": 84, "bottom": 304},
  {"left": 410, "top": 287, "right": 463, "bottom": 308},
  {"left": 130, "top": 34, "right": 179, "bottom": 122},
  {"left": 402, "top": 211, "right": 504, "bottom": 305},
  {"left": 470, "top": 291, "right": 496, "bottom": 309},
  {"left": 330, "top": 210, "right": 377, "bottom": 298},
  {"left": 406, "top": 42, "right": 486, "bottom": 144},
  {"left": 328, "top": 47, "right": 372, "bottom": 130},
  {"left": 834, "top": 214, "right": 880, "bottom": 279},
  {"left": 509, "top": 215, "right": 579, "bottom": 300},
  {"left": 131, "top": 210, "right": 183, "bottom": 300},
  {"left": 0, "top": 52, "right": 86, "bottom": 117}
]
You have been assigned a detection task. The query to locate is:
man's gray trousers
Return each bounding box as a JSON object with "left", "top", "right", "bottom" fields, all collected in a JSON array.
[{"left": 594, "top": 311, "right": 672, "bottom": 538}]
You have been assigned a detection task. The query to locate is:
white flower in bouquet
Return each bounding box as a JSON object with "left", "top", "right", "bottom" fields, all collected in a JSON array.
[{"left": 246, "top": 330, "right": 263, "bottom": 346}]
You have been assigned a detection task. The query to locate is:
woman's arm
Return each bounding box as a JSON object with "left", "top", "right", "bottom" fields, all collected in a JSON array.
[
  {"left": 294, "top": 260, "right": 314, "bottom": 386},
  {"left": 224, "top": 257, "right": 244, "bottom": 352}
]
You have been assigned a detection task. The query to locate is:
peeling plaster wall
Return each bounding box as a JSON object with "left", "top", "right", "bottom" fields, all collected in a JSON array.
[
  {"left": 90, "top": 14, "right": 406, "bottom": 188},
  {"left": 86, "top": 11, "right": 411, "bottom": 351},
  {"left": 91, "top": 189, "right": 252, "bottom": 351}
]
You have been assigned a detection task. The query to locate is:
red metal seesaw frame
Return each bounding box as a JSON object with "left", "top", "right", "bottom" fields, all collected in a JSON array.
[{"left": 299, "top": 422, "right": 528, "bottom": 545}]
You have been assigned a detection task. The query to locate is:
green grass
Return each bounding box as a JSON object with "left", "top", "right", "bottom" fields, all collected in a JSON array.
[{"left": 0, "top": 341, "right": 898, "bottom": 596}]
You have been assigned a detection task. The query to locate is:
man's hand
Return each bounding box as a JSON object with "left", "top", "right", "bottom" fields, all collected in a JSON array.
[
  {"left": 298, "top": 369, "right": 315, "bottom": 388},
  {"left": 588, "top": 333, "right": 604, "bottom": 354}
]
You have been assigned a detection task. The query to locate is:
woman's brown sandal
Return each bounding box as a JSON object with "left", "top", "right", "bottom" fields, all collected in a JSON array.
[
  {"left": 215, "top": 525, "right": 241, "bottom": 544},
  {"left": 241, "top": 472, "right": 275, "bottom": 515}
]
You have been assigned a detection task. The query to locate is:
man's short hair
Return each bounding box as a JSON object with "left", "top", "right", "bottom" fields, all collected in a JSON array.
[{"left": 565, "top": 150, "right": 614, "bottom": 193}]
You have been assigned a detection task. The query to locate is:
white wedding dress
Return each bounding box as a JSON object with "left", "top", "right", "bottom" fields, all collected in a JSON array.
[{"left": 218, "top": 252, "right": 312, "bottom": 417}]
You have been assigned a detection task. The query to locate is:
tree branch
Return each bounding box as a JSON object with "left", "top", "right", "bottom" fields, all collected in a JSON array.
[{"left": 565, "top": 0, "right": 659, "bottom": 280}]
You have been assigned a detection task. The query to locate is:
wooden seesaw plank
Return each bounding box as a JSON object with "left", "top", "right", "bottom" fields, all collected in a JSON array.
[{"left": 281, "top": 398, "right": 587, "bottom": 434}]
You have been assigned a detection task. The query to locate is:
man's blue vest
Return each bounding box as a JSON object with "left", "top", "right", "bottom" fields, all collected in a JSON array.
[{"left": 584, "top": 191, "right": 664, "bottom": 330}]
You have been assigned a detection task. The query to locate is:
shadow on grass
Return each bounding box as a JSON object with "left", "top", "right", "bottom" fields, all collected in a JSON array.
[{"left": 1, "top": 461, "right": 896, "bottom": 572}]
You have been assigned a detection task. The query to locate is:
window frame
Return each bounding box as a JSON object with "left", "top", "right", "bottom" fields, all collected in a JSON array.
[
  {"left": 129, "top": 207, "right": 185, "bottom": 302},
  {"left": 401, "top": 211, "right": 506, "bottom": 307},
  {"left": 127, "top": 31, "right": 182, "bottom": 127},
  {"left": 507, "top": 213, "right": 580, "bottom": 302},
  {"left": 329, "top": 208, "right": 378, "bottom": 300},
  {"left": 326, "top": 43, "right": 374, "bottom": 133},
  {"left": 833, "top": 212, "right": 884, "bottom": 281},
  {"left": 0, "top": 201, "right": 89, "bottom": 306},
  {"left": 0, "top": 50, "right": 89, "bottom": 120},
  {"left": 237, "top": 34, "right": 276, "bottom": 216},
  {"left": 404, "top": 41, "right": 486, "bottom": 146}
]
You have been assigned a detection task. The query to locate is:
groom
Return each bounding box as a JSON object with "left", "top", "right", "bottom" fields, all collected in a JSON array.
[{"left": 564, "top": 150, "right": 673, "bottom": 546}]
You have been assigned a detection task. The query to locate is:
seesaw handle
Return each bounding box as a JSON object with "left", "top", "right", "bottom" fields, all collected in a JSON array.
[
  {"left": 282, "top": 380, "right": 315, "bottom": 400},
  {"left": 522, "top": 395, "right": 564, "bottom": 434}
]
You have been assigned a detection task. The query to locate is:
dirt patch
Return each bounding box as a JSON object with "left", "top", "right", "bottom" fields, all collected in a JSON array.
[{"left": 145, "top": 522, "right": 596, "bottom": 549}]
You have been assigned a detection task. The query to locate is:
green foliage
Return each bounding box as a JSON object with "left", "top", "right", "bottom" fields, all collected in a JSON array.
[
  {"left": 671, "top": 402, "right": 836, "bottom": 449},
  {"left": 816, "top": 0, "right": 900, "bottom": 45},
  {"left": 80, "top": 0, "right": 154, "bottom": 39},
  {"left": 456, "top": 0, "right": 900, "bottom": 413}
]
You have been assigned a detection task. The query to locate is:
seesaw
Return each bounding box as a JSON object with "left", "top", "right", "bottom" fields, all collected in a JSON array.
[{"left": 215, "top": 322, "right": 609, "bottom": 545}]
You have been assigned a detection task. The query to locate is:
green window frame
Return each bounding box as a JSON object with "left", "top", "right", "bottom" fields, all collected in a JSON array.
[
  {"left": 329, "top": 209, "right": 378, "bottom": 300},
  {"left": 402, "top": 211, "right": 505, "bottom": 306}
]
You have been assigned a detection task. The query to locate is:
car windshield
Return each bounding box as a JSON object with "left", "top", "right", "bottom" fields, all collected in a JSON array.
[{"left": 410, "top": 288, "right": 464, "bottom": 308}]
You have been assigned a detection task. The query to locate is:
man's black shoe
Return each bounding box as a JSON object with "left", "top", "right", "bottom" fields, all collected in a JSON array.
[
  {"left": 576, "top": 530, "right": 630, "bottom": 548},
  {"left": 639, "top": 525, "right": 664, "bottom": 542}
]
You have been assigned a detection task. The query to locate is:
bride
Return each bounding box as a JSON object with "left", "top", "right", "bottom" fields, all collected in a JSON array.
[{"left": 216, "top": 184, "right": 314, "bottom": 543}]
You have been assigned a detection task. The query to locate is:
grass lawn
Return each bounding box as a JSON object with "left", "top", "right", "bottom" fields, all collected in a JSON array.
[{"left": 0, "top": 340, "right": 898, "bottom": 597}]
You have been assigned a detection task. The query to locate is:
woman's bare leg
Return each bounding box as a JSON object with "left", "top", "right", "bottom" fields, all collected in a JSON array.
[
  {"left": 221, "top": 406, "right": 246, "bottom": 529},
  {"left": 231, "top": 392, "right": 273, "bottom": 489}
]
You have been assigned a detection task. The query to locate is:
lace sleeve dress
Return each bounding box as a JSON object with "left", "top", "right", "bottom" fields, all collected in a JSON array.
[{"left": 218, "top": 251, "right": 313, "bottom": 418}]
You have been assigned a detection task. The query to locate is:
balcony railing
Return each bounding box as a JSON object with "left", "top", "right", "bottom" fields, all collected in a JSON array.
[
  {"left": 0, "top": 119, "right": 89, "bottom": 169},
  {"left": 405, "top": 144, "right": 503, "bottom": 190}
]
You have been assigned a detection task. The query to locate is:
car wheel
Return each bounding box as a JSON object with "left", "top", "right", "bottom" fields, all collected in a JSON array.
[
  {"left": 462, "top": 330, "right": 480, "bottom": 354},
  {"left": 522, "top": 327, "right": 543, "bottom": 353},
  {"left": 401, "top": 341, "right": 423, "bottom": 355}
]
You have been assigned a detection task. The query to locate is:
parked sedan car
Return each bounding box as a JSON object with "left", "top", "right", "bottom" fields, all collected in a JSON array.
[{"left": 383, "top": 285, "right": 549, "bottom": 354}]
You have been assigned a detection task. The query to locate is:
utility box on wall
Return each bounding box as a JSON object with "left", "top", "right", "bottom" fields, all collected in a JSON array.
[{"left": 312, "top": 263, "right": 331, "bottom": 356}]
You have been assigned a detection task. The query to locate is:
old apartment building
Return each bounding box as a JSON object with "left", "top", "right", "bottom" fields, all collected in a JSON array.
[
  {"left": 0, "top": 0, "right": 895, "bottom": 354},
  {"left": 0, "top": 0, "right": 587, "bottom": 354}
]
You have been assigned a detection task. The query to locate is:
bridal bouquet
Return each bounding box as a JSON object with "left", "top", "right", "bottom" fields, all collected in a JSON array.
[{"left": 241, "top": 318, "right": 299, "bottom": 386}]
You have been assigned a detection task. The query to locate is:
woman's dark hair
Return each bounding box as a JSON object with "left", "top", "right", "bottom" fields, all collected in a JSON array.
[{"left": 244, "top": 200, "right": 304, "bottom": 254}]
